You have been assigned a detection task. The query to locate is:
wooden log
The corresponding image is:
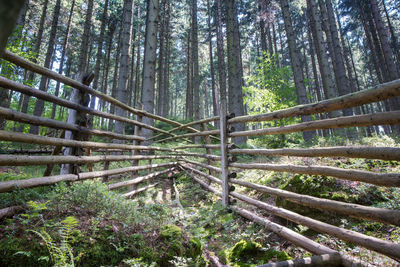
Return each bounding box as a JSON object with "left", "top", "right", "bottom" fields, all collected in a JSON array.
[
  {"left": 0, "top": 205, "right": 24, "bottom": 220},
  {"left": 0, "top": 162, "right": 176, "bottom": 193},
  {"left": 171, "top": 152, "right": 220, "bottom": 161},
  {"left": 173, "top": 144, "right": 221, "bottom": 150},
  {"left": 229, "top": 146, "right": 400, "bottom": 161},
  {"left": 183, "top": 169, "right": 336, "bottom": 255},
  {"left": 0, "top": 76, "right": 171, "bottom": 135},
  {"left": 0, "top": 107, "right": 144, "bottom": 141},
  {"left": 230, "top": 191, "right": 400, "bottom": 261},
  {"left": 0, "top": 154, "right": 175, "bottom": 166},
  {"left": 0, "top": 0, "right": 25, "bottom": 55},
  {"left": 156, "top": 129, "right": 220, "bottom": 143},
  {"left": 0, "top": 149, "right": 52, "bottom": 154},
  {"left": 230, "top": 162, "right": 400, "bottom": 187},
  {"left": 258, "top": 254, "right": 343, "bottom": 267},
  {"left": 228, "top": 78, "right": 400, "bottom": 124},
  {"left": 179, "top": 159, "right": 221, "bottom": 173},
  {"left": 0, "top": 130, "right": 170, "bottom": 152},
  {"left": 108, "top": 168, "right": 175, "bottom": 190},
  {"left": 230, "top": 179, "right": 400, "bottom": 226},
  {"left": 230, "top": 111, "right": 400, "bottom": 138},
  {"left": 180, "top": 164, "right": 222, "bottom": 184},
  {"left": 1, "top": 50, "right": 206, "bottom": 135},
  {"left": 123, "top": 183, "right": 159, "bottom": 198}
]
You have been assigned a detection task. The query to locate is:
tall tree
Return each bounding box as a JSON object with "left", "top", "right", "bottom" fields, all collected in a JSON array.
[
  {"left": 207, "top": 0, "right": 218, "bottom": 117},
  {"left": 141, "top": 0, "right": 159, "bottom": 140},
  {"left": 114, "top": 0, "right": 134, "bottom": 137},
  {"left": 216, "top": 0, "right": 227, "bottom": 116},
  {"left": 280, "top": 0, "right": 314, "bottom": 142},
  {"left": 192, "top": 0, "right": 200, "bottom": 122},
  {"left": 225, "top": 0, "right": 246, "bottom": 144},
  {"left": 29, "top": 0, "right": 62, "bottom": 135}
]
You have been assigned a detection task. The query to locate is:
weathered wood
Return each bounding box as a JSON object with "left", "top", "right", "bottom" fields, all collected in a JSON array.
[
  {"left": 0, "top": 149, "right": 52, "bottom": 154},
  {"left": 0, "top": 205, "right": 24, "bottom": 220},
  {"left": 180, "top": 164, "right": 221, "bottom": 184},
  {"left": 230, "top": 191, "right": 400, "bottom": 261},
  {"left": 230, "top": 146, "right": 400, "bottom": 161},
  {"left": 0, "top": 154, "right": 175, "bottom": 166},
  {"left": 230, "top": 162, "right": 400, "bottom": 187},
  {"left": 123, "top": 183, "right": 159, "bottom": 198},
  {"left": 108, "top": 167, "right": 175, "bottom": 190},
  {"left": 1, "top": 50, "right": 206, "bottom": 135},
  {"left": 228, "top": 78, "right": 400, "bottom": 124},
  {"left": 230, "top": 111, "right": 400, "bottom": 137},
  {"left": 0, "top": 162, "right": 176, "bottom": 193},
  {"left": 171, "top": 152, "right": 220, "bottom": 161},
  {"left": 0, "top": 107, "right": 145, "bottom": 141},
  {"left": 220, "top": 108, "right": 229, "bottom": 207},
  {"left": 172, "top": 178, "right": 184, "bottom": 210},
  {"left": 157, "top": 129, "right": 220, "bottom": 143},
  {"left": 0, "top": 130, "right": 170, "bottom": 152},
  {"left": 0, "top": 76, "right": 171, "bottom": 135},
  {"left": 231, "top": 179, "right": 400, "bottom": 226},
  {"left": 183, "top": 169, "right": 336, "bottom": 255},
  {"left": 44, "top": 130, "right": 66, "bottom": 176},
  {"left": 173, "top": 144, "right": 221, "bottom": 150},
  {"left": 179, "top": 159, "right": 221, "bottom": 173},
  {"left": 257, "top": 253, "right": 343, "bottom": 267}
]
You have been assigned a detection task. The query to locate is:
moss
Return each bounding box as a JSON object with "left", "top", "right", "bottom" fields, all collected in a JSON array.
[
  {"left": 187, "top": 237, "right": 203, "bottom": 258},
  {"left": 160, "top": 224, "right": 182, "bottom": 239},
  {"left": 158, "top": 225, "right": 184, "bottom": 266},
  {"left": 226, "top": 239, "right": 291, "bottom": 267}
]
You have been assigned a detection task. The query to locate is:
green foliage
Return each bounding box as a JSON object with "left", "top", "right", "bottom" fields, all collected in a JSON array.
[
  {"left": 243, "top": 54, "right": 296, "bottom": 127},
  {"left": 30, "top": 216, "right": 78, "bottom": 267},
  {"left": 226, "top": 239, "right": 291, "bottom": 267}
]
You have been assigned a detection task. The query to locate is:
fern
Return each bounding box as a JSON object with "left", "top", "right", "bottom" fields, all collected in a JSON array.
[{"left": 30, "top": 216, "right": 78, "bottom": 267}]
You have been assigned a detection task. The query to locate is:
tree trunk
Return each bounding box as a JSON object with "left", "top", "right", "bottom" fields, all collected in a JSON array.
[
  {"left": 51, "top": 0, "right": 76, "bottom": 121},
  {"left": 215, "top": 0, "right": 227, "bottom": 119},
  {"left": 192, "top": 0, "right": 200, "bottom": 123},
  {"left": 225, "top": 0, "right": 246, "bottom": 144},
  {"left": 141, "top": 0, "right": 159, "bottom": 141},
  {"left": 185, "top": 25, "right": 193, "bottom": 119},
  {"left": 29, "top": 0, "right": 62, "bottom": 135},
  {"left": 114, "top": 0, "right": 134, "bottom": 138},
  {"left": 162, "top": 0, "right": 171, "bottom": 117},
  {"left": 280, "top": 0, "right": 315, "bottom": 142},
  {"left": 207, "top": 0, "right": 218, "bottom": 119},
  {"left": 157, "top": 0, "right": 166, "bottom": 116}
]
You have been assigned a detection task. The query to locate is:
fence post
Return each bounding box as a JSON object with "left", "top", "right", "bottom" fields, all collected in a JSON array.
[
  {"left": 202, "top": 122, "right": 214, "bottom": 180},
  {"left": 220, "top": 104, "right": 229, "bottom": 207}
]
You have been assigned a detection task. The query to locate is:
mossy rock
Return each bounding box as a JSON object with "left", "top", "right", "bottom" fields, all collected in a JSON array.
[
  {"left": 227, "top": 239, "right": 291, "bottom": 267},
  {"left": 158, "top": 225, "right": 185, "bottom": 266}
]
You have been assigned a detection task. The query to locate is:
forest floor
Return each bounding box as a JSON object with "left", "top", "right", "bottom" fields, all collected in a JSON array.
[{"left": 0, "top": 134, "right": 400, "bottom": 266}]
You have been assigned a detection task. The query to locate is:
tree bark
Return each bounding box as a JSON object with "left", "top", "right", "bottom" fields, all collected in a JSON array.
[
  {"left": 207, "top": 0, "right": 218, "bottom": 119},
  {"left": 29, "top": 0, "right": 62, "bottom": 135},
  {"left": 141, "top": 0, "right": 159, "bottom": 141}
]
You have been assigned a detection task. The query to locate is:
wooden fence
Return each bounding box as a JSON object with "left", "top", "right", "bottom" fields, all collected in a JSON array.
[{"left": 1, "top": 49, "right": 400, "bottom": 265}]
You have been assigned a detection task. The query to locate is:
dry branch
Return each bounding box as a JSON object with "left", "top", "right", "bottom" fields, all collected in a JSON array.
[
  {"left": 230, "top": 179, "right": 400, "bottom": 226},
  {"left": 230, "top": 146, "right": 400, "bottom": 161},
  {"left": 0, "top": 107, "right": 144, "bottom": 141},
  {"left": 108, "top": 168, "right": 175, "bottom": 190},
  {"left": 123, "top": 183, "right": 159, "bottom": 198},
  {"left": 230, "top": 111, "right": 400, "bottom": 137},
  {"left": 230, "top": 162, "right": 400, "bottom": 187},
  {"left": 229, "top": 78, "right": 400, "bottom": 124}
]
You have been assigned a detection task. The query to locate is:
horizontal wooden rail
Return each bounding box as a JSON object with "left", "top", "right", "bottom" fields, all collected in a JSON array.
[
  {"left": 0, "top": 154, "right": 175, "bottom": 166},
  {"left": 230, "top": 146, "right": 400, "bottom": 161},
  {"left": 157, "top": 129, "right": 220, "bottom": 143},
  {"left": 230, "top": 191, "right": 400, "bottom": 261},
  {"left": 0, "top": 107, "right": 144, "bottom": 141},
  {"left": 180, "top": 164, "right": 222, "bottom": 184},
  {"left": 230, "top": 179, "right": 400, "bottom": 226},
  {"left": 229, "top": 78, "right": 400, "bottom": 124},
  {"left": 0, "top": 77, "right": 171, "bottom": 135},
  {"left": 173, "top": 144, "right": 221, "bottom": 150},
  {"left": 2, "top": 50, "right": 205, "bottom": 135},
  {"left": 230, "top": 163, "right": 400, "bottom": 187},
  {"left": 149, "top": 116, "right": 220, "bottom": 141},
  {"left": 108, "top": 168, "right": 175, "bottom": 190},
  {"left": 184, "top": 165, "right": 400, "bottom": 261},
  {"left": 172, "top": 152, "right": 220, "bottom": 161},
  {"left": 256, "top": 254, "right": 344, "bottom": 267},
  {"left": 230, "top": 111, "right": 400, "bottom": 137},
  {"left": 0, "top": 162, "right": 176, "bottom": 193},
  {"left": 182, "top": 169, "right": 337, "bottom": 256},
  {"left": 0, "top": 130, "right": 171, "bottom": 152},
  {"left": 179, "top": 159, "right": 221, "bottom": 173},
  {"left": 123, "top": 183, "right": 159, "bottom": 198}
]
